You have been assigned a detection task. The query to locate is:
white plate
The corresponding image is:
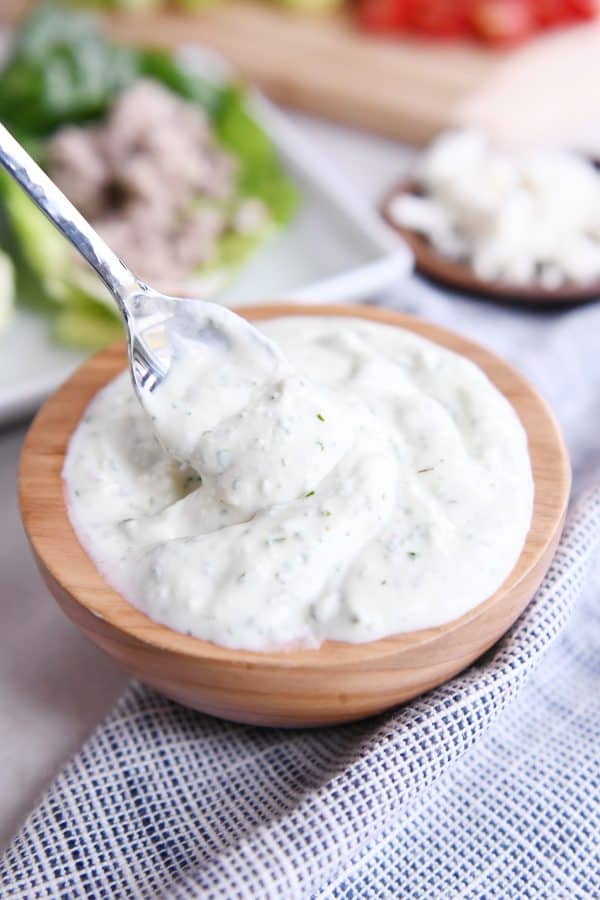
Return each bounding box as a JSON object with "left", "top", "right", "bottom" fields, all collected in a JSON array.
[
  {"left": 0, "top": 49, "right": 412, "bottom": 425},
  {"left": 0, "top": 310, "right": 85, "bottom": 424}
]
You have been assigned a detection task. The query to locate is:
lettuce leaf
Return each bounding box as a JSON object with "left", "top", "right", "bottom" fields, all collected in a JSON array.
[
  {"left": 0, "top": 3, "right": 298, "bottom": 348},
  {"left": 0, "top": 3, "right": 137, "bottom": 137},
  {"left": 0, "top": 170, "right": 122, "bottom": 349},
  {"left": 53, "top": 303, "right": 123, "bottom": 349},
  {"left": 214, "top": 86, "right": 299, "bottom": 225}
]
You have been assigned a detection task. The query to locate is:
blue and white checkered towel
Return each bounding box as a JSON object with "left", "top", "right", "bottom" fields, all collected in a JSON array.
[{"left": 2, "top": 286, "right": 600, "bottom": 898}]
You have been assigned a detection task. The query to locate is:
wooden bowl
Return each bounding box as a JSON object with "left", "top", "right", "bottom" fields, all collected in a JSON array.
[
  {"left": 382, "top": 179, "right": 600, "bottom": 307},
  {"left": 19, "top": 304, "right": 571, "bottom": 727}
]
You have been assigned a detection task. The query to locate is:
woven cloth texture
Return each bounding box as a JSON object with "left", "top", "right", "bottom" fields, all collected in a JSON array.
[
  {"left": 1, "top": 485, "right": 598, "bottom": 899},
  {"left": 2, "top": 284, "right": 600, "bottom": 898}
]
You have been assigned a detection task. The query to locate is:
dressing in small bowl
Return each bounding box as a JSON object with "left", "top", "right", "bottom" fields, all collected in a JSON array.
[{"left": 19, "top": 304, "right": 570, "bottom": 726}]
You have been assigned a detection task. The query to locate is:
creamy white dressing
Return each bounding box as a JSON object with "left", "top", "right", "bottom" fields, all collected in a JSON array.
[
  {"left": 64, "top": 315, "right": 534, "bottom": 651},
  {"left": 142, "top": 309, "right": 358, "bottom": 514}
]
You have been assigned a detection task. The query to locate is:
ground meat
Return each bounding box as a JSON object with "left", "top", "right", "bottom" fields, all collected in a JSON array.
[
  {"left": 175, "top": 206, "right": 224, "bottom": 268},
  {"left": 46, "top": 79, "right": 267, "bottom": 290},
  {"left": 47, "top": 127, "right": 107, "bottom": 219}
]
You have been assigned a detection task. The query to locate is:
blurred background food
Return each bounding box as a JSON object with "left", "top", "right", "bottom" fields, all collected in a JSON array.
[
  {"left": 17, "top": 0, "right": 599, "bottom": 47},
  {"left": 4, "top": 1, "right": 600, "bottom": 147},
  {"left": 386, "top": 131, "right": 600, "bottom": 289},
  {"left": 1, "top": 0, "right": 600, "bottom": 359},
  {"left": 356, "top": 0, "right": 598, "bottom": 44},
  {"left": 0, "top": 4, "right": 298, "bottom": 347}
]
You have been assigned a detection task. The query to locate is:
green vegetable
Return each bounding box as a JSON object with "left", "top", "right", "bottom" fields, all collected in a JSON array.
[
  {"left": 137, "top": 47, "right": 222, "bottom": 113},
  {"left": 214, "top": 86, "right": 299, "bottom": 226},
  {"left": 0, "top": 3, "right": 298, "bottom": 350},
  {"left": 0, "top": 171, "right": 72, "bottom": 304},
  {"left": 170, "top": 0, "right": 221, "bottom": 9},
  {"left": 53, "top": 304, "right": 122, "bottom": 348},
  {"left": 65, "top": 0, "right": 217, "bottom": 8},
  {"left": 0, "top": 3, "right": 137, "bottom": 138},
  {"left": 0, "top": 170, "right": 115, "bottom": 345},
  {"left": 275, "top": 0, "right": 343, "bottom": 9},
  {"left": 80, "top": 0, "right": 164, "bottom": 9},
  {"left": 208, "top": 230, "right": 265, "bottom": 270}
]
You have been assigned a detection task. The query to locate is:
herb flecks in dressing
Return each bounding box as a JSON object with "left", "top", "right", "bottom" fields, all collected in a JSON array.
[{"left": 64, "top": 316, "right": 533, "bottom": 651}]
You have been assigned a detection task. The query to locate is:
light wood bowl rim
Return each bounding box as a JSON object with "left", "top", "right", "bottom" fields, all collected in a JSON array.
[
  {"left": 381, "top": 178, "right": 600, "bottom": 306},
  {"left": 19, "top": 303, "right": 571, "bottom": 671}
]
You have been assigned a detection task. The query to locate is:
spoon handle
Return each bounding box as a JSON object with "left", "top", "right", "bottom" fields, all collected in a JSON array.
[{"left": 0, "top": 122, "right": 140, "bottom": 314}]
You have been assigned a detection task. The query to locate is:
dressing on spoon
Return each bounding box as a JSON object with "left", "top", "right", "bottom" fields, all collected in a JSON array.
[{"left": 142, "top": 305, "right": 365, "bottom": 513}]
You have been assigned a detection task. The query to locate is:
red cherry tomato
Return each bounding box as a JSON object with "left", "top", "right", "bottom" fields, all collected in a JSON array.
[
  {"left": 566, "top": 0, "right": 599, "bottom": 17},
  {"left": 407, "top": 0, "right": 468, "bottom": 37},
  {"left": 535, "top": 0, "right": 598, "bottom": 27},
  {"left": 534, "top": 0, "right": 573, "bottom": 25},
  {"left": 468, "top": 0, "right": 535, "bottom": 45},
  {"left": 356, "top": 0, "right": 410, "bottom": 31}
]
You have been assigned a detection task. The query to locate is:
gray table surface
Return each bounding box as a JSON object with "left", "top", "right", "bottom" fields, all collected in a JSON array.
[{"left": 0, "top": 115, "right": 412, "bottom": 850}]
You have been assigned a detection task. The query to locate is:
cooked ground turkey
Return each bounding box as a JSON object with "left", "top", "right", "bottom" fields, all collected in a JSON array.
[{"left": 47, "top": 80, "right": 267, "bottom": 292}]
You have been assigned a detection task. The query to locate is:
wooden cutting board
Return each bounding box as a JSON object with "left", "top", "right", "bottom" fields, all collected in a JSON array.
[{"left": 3, "top": 0, "right": 600, "bottom": 146}]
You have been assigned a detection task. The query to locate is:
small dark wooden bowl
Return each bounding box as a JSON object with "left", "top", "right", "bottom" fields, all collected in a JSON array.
[{"left": 381, "top": 178, "right": 600, "bottom": 307}]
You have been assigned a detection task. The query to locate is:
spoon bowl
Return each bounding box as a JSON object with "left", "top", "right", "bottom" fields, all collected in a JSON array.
[
  {"left": 127, "top": 289, "right": 284, "bottom": 400},
  {"left": 19, "top": 304, "right": 570, "bottom": 727}
]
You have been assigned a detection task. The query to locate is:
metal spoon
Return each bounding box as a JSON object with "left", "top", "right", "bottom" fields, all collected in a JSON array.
[{"left": 0, "top": 122, "right": 283, "bottom": 417}]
